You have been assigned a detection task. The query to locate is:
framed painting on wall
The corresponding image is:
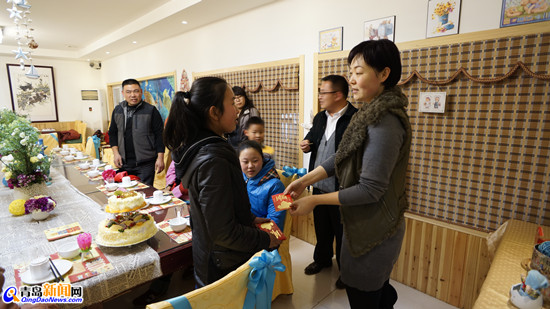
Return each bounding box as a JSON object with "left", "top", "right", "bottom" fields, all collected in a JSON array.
[
  {"left": 6, "top": 64, "right": 58, "bottom": 122},
  {"left": 319, "top": 27, "right": 343, "bottom": 53},
  {"left": 500, "top": 0, "right": 550, "bottom": 27},
  {"left": 426, "top": 0, "right": 461, "bottom": 38},
  {"left": 364, "top": 16, "right": 396, "bottom": 41},
  {"left": 419, "top": 92, "right": 446, "bottom": 113}
]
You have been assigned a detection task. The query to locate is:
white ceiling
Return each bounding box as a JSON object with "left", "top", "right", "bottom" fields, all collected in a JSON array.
[{"left": 0, "top": 0, "right": 275, "bottom": 61}]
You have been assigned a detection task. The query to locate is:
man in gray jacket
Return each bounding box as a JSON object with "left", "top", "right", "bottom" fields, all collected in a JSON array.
[{"left": 108, "top": 79, "right": 164, "bottom": 186}]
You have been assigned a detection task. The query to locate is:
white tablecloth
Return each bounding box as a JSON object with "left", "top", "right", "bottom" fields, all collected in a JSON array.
[{"left": 0, "top": 170, "right": 162, "bottom": 308}]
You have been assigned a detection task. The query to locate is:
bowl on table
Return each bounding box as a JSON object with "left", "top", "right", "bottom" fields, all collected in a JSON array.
[
  {"left": 59, "top": 150, "right": 70, "bottom": 156},
  {"left": 78, "top": 163, "right": 90, "bottom": 170},
  {"left": 87, "top": 170, "right": 100, "bottom": 178},
  {"left": 57, "top": 241, "right": 80, "bottom": 259},
  {"left": 64, "top": 155, "right": 75, "bottom": 161},
  {"left": 169, "top": 217, "right": 188, "bottom": 233},
  {"left": 105, "top": 183, "right": 118, "bottom": 191}
]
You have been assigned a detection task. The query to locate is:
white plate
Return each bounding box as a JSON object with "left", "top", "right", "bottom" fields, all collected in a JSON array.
[
  {"left": 20, "top": 259, "right": 73, "bottom": 285},
  {"left": 118, "top": 180, "right": 138, "bottom": 188},
  {"left": 92, "top": 163, "right": 106, "bottom": 168},
  {"left": 75, "top": 155, "right": 89, "bottom": 160},
  {"left": 95, "top": 228, "right": 158, "bottom": 247},
  {"left": 145, "top": 196, "right": 172, "bottom": 205}
]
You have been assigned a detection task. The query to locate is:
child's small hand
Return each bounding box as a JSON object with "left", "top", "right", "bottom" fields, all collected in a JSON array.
[{"left": 253, "top": 217, "right": 270, "bottom": 225}]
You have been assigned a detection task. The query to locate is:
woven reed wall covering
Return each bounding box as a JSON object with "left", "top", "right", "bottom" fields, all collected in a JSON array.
[
  {"left": 318, "top": 33, "right": 550, "bottom": 231},
  {"left": 195, "top": 63, "right": 300, "bottom": 168}
]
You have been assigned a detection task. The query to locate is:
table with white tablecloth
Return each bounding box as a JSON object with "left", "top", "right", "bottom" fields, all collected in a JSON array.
[{"left": 0, "top": 170, "right": 162, "bottom": 308}]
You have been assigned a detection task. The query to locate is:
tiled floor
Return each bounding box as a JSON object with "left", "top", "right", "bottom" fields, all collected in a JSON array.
[{"left": 104, "top": 237, "right": 458, "bottom": 309}]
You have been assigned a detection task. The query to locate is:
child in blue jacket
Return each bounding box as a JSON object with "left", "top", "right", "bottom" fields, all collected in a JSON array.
[{"left": 238, "top": 140, "right": 286, "bottom": 230}]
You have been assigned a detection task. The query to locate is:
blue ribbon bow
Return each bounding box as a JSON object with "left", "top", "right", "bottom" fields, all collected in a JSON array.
[
  {"left": 243, "top": 250, "right": 286, "bottom": 309},
  {"left": 282, "top": 166, "right": 307, "bottom": 178},
  {"left": 166, "top": 294, "right": 191, "bottom": 309}
]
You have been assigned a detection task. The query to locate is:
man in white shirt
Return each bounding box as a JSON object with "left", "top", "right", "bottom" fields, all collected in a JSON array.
[{"left": 299, "top": 75, "right": 358, "bottom": 289}]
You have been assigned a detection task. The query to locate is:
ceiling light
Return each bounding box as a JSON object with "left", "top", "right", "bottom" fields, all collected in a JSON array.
[
  {"left": 132, "top": 41, "right": 137, "bottom": 44},
  {"left": 181, "top": 21, "right": 188, "bottom": 24},
  {"left": 106, "top": 51, "right": 110, "bottom": 54}
]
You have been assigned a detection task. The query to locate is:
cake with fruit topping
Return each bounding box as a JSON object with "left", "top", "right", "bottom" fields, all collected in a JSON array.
[
  {"left": 105, "top": 190, "right": 146, "bottom": 213},
  {"left": 97, "top": 212, "right": 158, "bottom": 246}
]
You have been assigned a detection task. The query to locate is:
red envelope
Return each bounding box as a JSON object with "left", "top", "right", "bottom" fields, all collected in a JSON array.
[
  {"left": 271, "top": 193, "right": 293, "bottom": 211},
  {"left": 256, "top": 220, "right": 286, "bottom": 240}
]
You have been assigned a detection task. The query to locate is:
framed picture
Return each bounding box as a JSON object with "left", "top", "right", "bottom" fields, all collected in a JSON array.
[
  {"left": 426, "top": 0, "right": 461, "bottom": 38},
  {"left": 319, "top": 27, "right": 343, "bottom": 53},
  {"left": 7, "top": 64, "right": 58, "bottom": 122},
  {"left": 419, "top": 92, "right": 446, "bottom": 113},
  {"left": 500, "top": 0, "right": 550, "bottom": 27},
  {"left": 364, "top": 16, "right": 396, "bottom": 42}
]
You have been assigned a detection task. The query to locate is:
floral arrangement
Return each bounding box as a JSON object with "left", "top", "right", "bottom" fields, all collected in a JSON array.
[
  {"left": 24, "top": 195, "right": 56, "bottom": 214},
  {"left": 432, "top": 1, "right": 456, "bottom": 18},
  {"left": 0, "top": 109, "right": 51, "bottom": 188},
  {"left": 102, "top": 169, "right": 116, "bottom": 182}
]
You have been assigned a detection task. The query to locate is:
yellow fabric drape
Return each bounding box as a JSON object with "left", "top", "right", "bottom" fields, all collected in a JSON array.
[{"left": 146, "top": 251, "right": 262, "bottom": 309}]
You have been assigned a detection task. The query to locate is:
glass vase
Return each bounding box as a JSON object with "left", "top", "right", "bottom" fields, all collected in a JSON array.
[{"left": 80, "top": 250, "right": 93, "bottom": 261}]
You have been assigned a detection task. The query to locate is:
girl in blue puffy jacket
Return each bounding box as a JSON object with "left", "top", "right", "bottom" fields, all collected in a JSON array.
[{"left": 238, "top": 140, "right": 286, "bottom": 230}]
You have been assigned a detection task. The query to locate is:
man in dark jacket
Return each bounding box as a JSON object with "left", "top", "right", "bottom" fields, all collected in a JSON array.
[
  {"left": 108, "top": 79, "right": 164, "bottom": 186},
  {"left": 300, "top": 75, "right": 358, "bottom": 289}
]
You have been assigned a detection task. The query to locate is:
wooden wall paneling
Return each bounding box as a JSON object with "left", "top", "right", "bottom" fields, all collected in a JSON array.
[
  {"left": 426, "top": 224, "right": 443, "bottom": 297},
  {"left": 417, "top": 222, "right": 433, "bottom": 293}
]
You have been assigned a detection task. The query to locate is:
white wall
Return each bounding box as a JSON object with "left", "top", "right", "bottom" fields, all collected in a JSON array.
[
  {"left": 0, "top": 56, "right": 103, "bottom": 124},
  {"left": 1, "top": 0, "right": 504, "bottom": 135}
]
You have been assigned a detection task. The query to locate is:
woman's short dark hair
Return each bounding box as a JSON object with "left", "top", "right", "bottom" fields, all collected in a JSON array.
[
  {"left": 164, "top": 77, "right": 228, "bottom": 150},
  {"left": 237, "top": 140, "right": 264, "bottom": 158},
  {"left": 347, "top": 39, "right": 402, "bottom": 87},
  {"left": 232, "top": 86, "right": 254, "bottom": 111}
]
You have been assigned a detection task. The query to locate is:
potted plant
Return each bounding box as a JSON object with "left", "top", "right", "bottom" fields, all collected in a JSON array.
[{"left": 0, "top": 109, "right": 51, "bottom": 200}]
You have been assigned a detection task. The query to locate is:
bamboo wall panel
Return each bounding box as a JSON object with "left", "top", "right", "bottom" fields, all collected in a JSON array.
[
  {"left": 317, "top": 32, "right": 550, "bottom": 231},
  {"left": 390, "top": 215, "right": 490, "bottom": 309},
  {"left": 194, "top": 63, "right": 301, "bottom": 168}
]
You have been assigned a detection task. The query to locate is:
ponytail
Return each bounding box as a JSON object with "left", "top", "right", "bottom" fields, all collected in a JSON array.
[{"left": 163, "top": 77, "right": 228, "bottom": 151}]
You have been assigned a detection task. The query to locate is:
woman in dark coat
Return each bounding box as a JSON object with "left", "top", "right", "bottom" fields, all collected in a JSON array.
[{"left": 164, "top": 77, "right": 280, "bottom": 287}]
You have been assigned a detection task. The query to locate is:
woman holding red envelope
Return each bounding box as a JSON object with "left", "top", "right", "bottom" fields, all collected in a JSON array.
[{"left": 284, "top": 40, "right": 411, "bottom": 308}]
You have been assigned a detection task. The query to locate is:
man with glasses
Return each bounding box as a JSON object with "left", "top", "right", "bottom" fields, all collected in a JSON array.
[
  {"left": 108, "top": 79, "right": 164, "bottom": 186},
  {"left": 299, "top": 75, "right": 357, "bottom": 289}
]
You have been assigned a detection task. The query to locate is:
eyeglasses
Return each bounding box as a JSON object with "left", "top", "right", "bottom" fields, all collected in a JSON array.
[{"left": 319, "top": 91, "right": 337, "bottom": 96}]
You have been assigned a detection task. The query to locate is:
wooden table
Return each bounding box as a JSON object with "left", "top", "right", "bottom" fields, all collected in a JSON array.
[
  {"left": 52, "top": 157, "right": 193, "bottom": 276},
  {"left": 0, "top": 156, "right": 193, "bottom": 308}
]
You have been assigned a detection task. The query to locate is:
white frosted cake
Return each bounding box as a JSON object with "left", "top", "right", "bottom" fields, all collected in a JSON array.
[
  {"left": 97, "top": 212, "right": 157, "bottom": 246},
  {"left": 105, "top": 191, "right": 146, "bottom": 213}
]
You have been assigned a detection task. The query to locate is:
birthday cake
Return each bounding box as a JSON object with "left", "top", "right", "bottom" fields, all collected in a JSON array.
[
  {"left": 105, "top": 190, "right": 146, "bottom": 213},
  {"left": 97, "top": 212, "right": 158, "bottom": 246}
]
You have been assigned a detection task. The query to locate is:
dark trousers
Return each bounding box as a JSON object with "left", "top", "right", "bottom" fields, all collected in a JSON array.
[
  {"left": 123, "top": 160, "right": 156, "bottom": 186},
  {"left": 312, "top": 188, "right": 343, "bottom": 268},
  {"left": 345, "top": 280, "right": 398, "bottom": 309}
]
